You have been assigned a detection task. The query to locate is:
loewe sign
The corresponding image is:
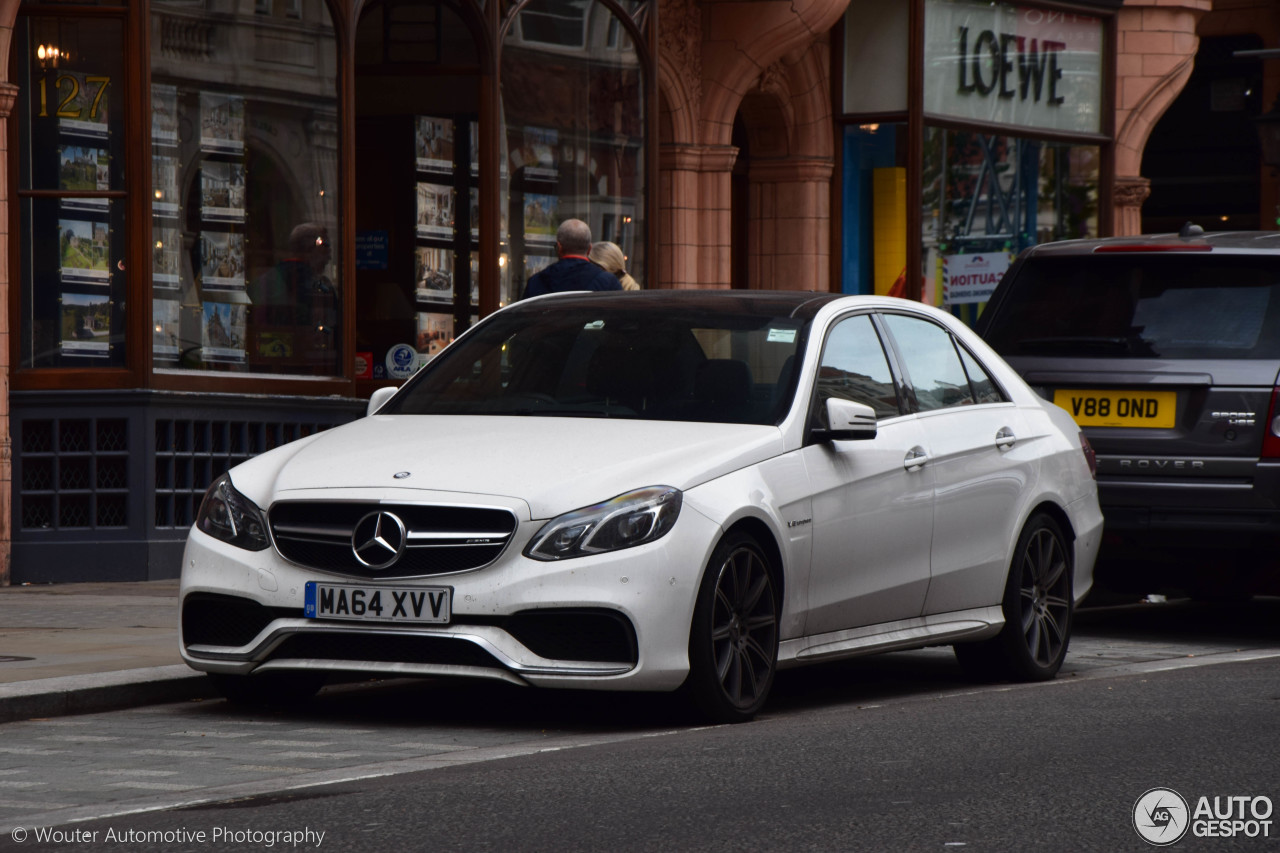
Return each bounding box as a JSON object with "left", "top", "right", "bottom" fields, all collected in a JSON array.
[{"left": 924, "top": 0, "right": 1103, "bottom": 135}]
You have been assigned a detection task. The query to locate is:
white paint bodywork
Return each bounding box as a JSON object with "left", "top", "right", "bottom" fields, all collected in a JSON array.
[{"left": 180, "top": 297, "right": 1103, "bottom": 693}]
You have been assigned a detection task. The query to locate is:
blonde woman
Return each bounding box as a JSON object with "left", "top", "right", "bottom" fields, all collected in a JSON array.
[{"left": 588, "top": 241, "right": 641, "bottom": 290}]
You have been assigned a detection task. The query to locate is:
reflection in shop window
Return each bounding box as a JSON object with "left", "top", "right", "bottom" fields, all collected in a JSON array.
[
  {"left": 920, "top": 126, "right": 1097, "bottom": 320},
  {"left": 15, "top": 15, "right": 128, "bottom": 369},
  {"left": 503, "top": 0, "right": 645, "bottom": 300},
  {"left": 517, "top": 0, "right": 590, "bottom": 48},
  {"left": 149, "top": 0, "right": 342, "bottom": 376}
]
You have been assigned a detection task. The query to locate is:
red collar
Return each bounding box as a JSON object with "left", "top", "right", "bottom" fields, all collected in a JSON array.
[{"left": 561, "top": 254, "right": 591, "bottom": 261}]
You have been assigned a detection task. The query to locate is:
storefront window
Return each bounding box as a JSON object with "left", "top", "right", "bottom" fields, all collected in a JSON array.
[
  {"left": 502, "top": 0, "right": 645, "bottom": 299},
  {"left": 16, "top": 15, "right": 127, "bottom": 369},
  {"left": 353, "top": 0, "right": 484, "bottom": 381},
  {"left": 841, "top": 123, "right": 907, "bottom": 296},
  {"left": 920, "top": 126, "right": 1098, "bottom": 318},
  {"left": 149, "top": 0, "right": 342, "bottom": 376}
]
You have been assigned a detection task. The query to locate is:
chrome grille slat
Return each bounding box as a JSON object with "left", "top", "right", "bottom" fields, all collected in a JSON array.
[{"left": 268, "top": 502, "right": 517, "bottom": 579}]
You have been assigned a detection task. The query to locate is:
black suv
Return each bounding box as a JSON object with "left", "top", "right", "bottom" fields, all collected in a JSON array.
[{"left": 976, "top": 228, "right": 1280, "bottom": 598}]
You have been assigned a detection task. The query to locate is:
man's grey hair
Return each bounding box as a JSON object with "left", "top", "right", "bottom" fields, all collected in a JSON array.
[{"left": 556, "top": 218, "right": 593, "bottom": 255}]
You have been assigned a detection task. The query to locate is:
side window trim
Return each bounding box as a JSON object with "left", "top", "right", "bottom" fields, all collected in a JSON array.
[
  {"left": 804, "top": 309, "right": 908, "bottom": 441},
  {"left": 871, "top": 311, "right": 920, "bottom": 414},
  {"left": 953, "top": 338, "right": 1012, "bottom": 405},
  {"left": 878, "top": 310, "right": 1011, "bottom": 413}
]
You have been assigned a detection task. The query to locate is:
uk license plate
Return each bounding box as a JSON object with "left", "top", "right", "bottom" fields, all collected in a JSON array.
[
  {"left": 304, "top": 582, "right": 451, "bottom": 624},
  {"left": 1053, "top": 389, "right": 1177, "bottom": 429}
]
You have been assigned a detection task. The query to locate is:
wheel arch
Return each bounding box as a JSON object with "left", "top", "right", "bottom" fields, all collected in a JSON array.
[
  {"left": 720, "top": 516, "right": 786, "bottom": 613},
  {"left": 1026, "top": 499, "right": 1076, "bottom": 551}
]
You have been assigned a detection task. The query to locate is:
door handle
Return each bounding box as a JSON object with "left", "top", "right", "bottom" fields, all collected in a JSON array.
[
  {"left": 995, "top": 427, "right": 1016, "bottom": 450},
  {"left": 904, "top": 446, "right": 929, "bottom": 471}
]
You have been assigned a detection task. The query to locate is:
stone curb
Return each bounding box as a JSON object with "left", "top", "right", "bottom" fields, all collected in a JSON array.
[{"left": 0, "top": 665, "right": 212, "bottom": 724}]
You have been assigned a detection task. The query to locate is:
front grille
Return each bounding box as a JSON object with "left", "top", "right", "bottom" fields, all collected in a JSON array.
[
  {"left": 270, "top": 632, "right": 502, "bottom": 668},
  {"left": 268, "top": 502, "right": 518, "bottom": 579},
  {"left": 183, "top": 593, "right": 299, "bottom": 647}
]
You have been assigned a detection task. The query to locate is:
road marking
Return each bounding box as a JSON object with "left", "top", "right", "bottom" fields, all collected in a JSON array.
[
  {"left": 1, "top": 649, "right": 1277, "bottom": 836},
  {"left": 0, "top": 728, "right": 691, "bottom": 836}
]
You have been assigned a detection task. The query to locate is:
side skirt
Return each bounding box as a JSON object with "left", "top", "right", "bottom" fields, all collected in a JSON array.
[{"left": 778, "top": 606, "right": 1006, "bottom": 669}]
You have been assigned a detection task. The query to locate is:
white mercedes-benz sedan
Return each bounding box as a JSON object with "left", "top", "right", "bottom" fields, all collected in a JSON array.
[{"left": 180, "top": 291, "right": 1102, "bottom": 722}]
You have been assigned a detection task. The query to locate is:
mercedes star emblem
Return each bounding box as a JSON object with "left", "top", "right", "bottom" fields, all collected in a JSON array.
[{"left": 351, "top": 511, "right": 407, "bottom": 569}]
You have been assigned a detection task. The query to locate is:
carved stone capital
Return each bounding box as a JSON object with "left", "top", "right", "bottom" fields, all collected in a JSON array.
[
  {"left": 1114, "top": 176, "right": 1151, "bottom": 208},
  {"left": 0, "top": 83, "right": 19, "bottom": 121},
  {"left": 659, "top": 143, "right": 740, "bottom": 173}
]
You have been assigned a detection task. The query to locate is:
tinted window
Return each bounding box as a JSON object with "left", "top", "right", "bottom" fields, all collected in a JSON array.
[
  {"left": 882, "top": 314, "right": 974, "bottom": 412},
  {"left": 382, "top": 300, "right": 809, "bottom": 425},
  {"left": 957, "top": 345, "right": 1004, "bottom": 404},
  {"left": 983, "top": 255, "right": 1280, "bottom": 359},
  {"left": 814, "top": 314, "right": 900, "bottom": 420}
]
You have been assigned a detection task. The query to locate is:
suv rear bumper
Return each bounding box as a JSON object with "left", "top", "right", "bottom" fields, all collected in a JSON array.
[{"left": 1092, "top": 461, "right": 1280, "bottom": 595}]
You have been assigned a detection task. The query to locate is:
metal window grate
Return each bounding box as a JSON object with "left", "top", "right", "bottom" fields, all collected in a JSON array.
[
  {"left": 17, "top": 417, "right": 130, "bottom": 531},
  {"left": 153, "top": 419, "right": 337, "bottom": 529}
]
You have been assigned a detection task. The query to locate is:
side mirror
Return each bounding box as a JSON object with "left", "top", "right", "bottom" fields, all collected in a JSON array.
[
  {"left": 366, "top": 386, "right": 398, "bottom": 417},
  {"left": 822, "top": 398, "right": 877, "bottom": 441}
]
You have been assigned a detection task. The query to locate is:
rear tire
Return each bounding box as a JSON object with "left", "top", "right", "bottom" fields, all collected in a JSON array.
[
  {"left": 954, "top": 513, "right": 1073, "bottom": 682},
  {"left": 211, "top": 671, "right": 326, "bottom": 707},
  {"left": 686, "top": 531, "right": 779, "bottom": 723}
]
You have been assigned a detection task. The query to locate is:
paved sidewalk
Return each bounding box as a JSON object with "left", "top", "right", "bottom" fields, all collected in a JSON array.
[{"left": 0, "top": 580, "right": 209, "bottom": 723}]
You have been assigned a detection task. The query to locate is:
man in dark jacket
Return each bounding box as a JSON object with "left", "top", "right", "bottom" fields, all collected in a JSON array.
[{"left": 522, "top": 218, "right": 622, "bottom": 298}]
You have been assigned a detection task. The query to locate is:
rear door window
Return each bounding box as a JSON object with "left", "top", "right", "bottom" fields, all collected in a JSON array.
[
  {"left": 881, "top": 314, "right": 976, "bottom": 412},
  {"left": 982, "top": 256, "right": 1280, "bottom": 359}
]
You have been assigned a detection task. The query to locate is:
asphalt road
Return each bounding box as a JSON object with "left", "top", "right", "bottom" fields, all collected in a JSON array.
[{"left": 2, "top": 598, "right": 1278, "bottom": 853}]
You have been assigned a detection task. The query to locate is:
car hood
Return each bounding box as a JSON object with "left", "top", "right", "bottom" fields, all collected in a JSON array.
[{"left": 232, "top": 415, "right": 785, "bottom": 519}]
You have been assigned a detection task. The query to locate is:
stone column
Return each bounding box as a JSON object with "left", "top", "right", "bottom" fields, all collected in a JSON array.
[
  {"left": 1113, "top": 176, "right": 1151, "bottom": 239},
  {"left": 0, "top": 81, "right": 17, "bottom": 586},
  {"left": 658, "top": 143, "right": 737, "bottom": 290},
  {"left": 1112, "top": 1, "right": 1209, "bottom": 234},
  {"left": 748, "top": 158, "right": 833, "bottom": 291}
]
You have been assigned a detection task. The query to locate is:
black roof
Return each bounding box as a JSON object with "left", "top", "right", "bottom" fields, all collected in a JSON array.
[
  {"left": 1024, "top": 230, "right": 1280, "bottom": 258},
  {"left": 513, "top": 289, "right": 844, "bottom": 320}
]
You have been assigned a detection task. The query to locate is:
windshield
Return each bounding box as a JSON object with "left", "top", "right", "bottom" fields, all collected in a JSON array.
[
  {"left": 982, "top": 255, "right": 1280, "bottom": 359},
  {"left": 381, "top": 296, "right": 813, "bottom": 425}
]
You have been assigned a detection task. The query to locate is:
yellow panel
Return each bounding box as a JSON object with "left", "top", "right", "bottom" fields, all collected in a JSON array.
[{"left": 872, "top": 167, "right": 906, "bottom": 296}]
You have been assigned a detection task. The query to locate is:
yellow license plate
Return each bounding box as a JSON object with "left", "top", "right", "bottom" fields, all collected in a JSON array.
[{"left": 1053, "top": 389, "right": 1177, "bottom": 428}]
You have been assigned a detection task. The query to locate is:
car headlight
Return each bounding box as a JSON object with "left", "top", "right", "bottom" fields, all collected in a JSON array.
[
  {"left": 195, "top": 473, "right": 271, "bottom": 551},
  {"left": 524, "top": 486, "right": 682, "bottom": 561}
]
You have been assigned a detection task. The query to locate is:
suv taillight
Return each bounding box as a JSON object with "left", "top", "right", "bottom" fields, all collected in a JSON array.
[
  {"left": 1263, "top": 389, "right": 1280, "bottom": 459},
  {"left": 1080, "top": 433, "right": 1097, "bottom": 479}
]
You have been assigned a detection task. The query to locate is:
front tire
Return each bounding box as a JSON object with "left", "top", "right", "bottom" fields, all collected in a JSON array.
[
  {"left": 954, "top": 513, "right": 1073, "bottom": 682},
  {"left": 686, "top": 531, "right": 779, "bottom": 724}
]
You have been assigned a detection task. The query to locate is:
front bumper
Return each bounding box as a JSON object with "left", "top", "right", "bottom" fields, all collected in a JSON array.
[{"left": 179, "top": 505, "right": 722, "bottom": 692}]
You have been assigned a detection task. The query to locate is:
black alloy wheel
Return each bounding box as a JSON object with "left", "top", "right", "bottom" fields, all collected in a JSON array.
[
  {"left": 955, "top": 513, "right": 1073, "bottom": 682},
  {"left": 687, "top": 531, "right": 779, "bottom": 723}
]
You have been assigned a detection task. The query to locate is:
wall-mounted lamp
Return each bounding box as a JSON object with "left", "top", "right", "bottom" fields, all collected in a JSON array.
[{"left": 36, "top": 44, "right": 66, "bottom": 70}]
